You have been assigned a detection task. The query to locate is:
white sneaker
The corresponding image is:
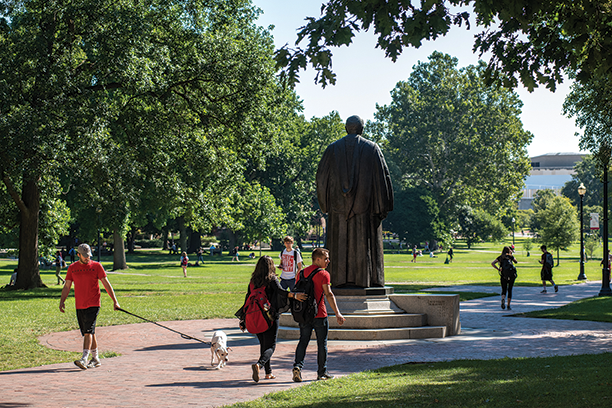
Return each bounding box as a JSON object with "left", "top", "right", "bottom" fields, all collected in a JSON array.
[
  {"left": 87, "top": 358, "right": 101, "bottom": 368},
  {"left": 74, "top": 358, "right": 88, "bottom": 370}
]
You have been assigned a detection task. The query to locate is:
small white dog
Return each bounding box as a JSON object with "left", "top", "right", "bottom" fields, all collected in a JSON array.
[{"left": 210, "top": 330, "right": 229, "bottom": 369}]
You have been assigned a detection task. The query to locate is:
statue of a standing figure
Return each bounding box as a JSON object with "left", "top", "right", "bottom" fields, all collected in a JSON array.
[{"left": 316, "top": 115, "right": 394, "bottom": 288}]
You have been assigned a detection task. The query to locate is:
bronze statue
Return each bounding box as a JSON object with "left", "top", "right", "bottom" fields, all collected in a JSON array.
[{"left": 316, "top": 115, "right": 394, "bottom": 288}]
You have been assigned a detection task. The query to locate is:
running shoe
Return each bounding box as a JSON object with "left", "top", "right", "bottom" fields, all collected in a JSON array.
[
  {"left": 74, "top": 358, "right": 88, "bottom": 370},
  {"left": 87, "top": 358, "right": 101, "bottom": 368}
]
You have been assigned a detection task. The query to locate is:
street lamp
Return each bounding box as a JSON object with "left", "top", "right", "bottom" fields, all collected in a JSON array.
[
  {"left": 577, "top": 183, "right": 587, "bottom": 280},
  {"left": 96, "top": 208, "right": 102, "bottom": 263},
  {"left": 599, "top": 156, "right": 612, "bottom": 296},
  {"left": 512, "top": 217, "right": 515, "bottom": 247}
]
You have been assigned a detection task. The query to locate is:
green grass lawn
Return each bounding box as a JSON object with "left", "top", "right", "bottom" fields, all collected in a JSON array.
[
  {"left": 230, "top": 353, "right": 612, "bottom": 408},
  {"left": 1, "top": 237, "right": 612, "bottom": 407},
  {"left": 517, "top": 296, "right": 612, "bottom": 322}
]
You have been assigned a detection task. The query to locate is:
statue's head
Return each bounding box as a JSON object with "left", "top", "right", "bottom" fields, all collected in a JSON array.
[{"left": 345, "top": 115, "right": 364, "bottom": 135}]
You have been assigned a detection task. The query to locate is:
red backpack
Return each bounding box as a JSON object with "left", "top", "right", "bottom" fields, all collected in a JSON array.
[{"left": 244, "top": 283, "right": 273, "bottom": 334}]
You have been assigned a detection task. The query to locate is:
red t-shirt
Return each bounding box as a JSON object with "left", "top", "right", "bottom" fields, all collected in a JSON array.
[
  {"left": 65, "top": 260, "right": 107, "bottom": 309},
  {"left": 297, "top": 265, "right": 330, "bottom": 318}
]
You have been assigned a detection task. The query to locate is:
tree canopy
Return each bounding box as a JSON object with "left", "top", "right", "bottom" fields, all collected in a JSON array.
[
  {"left": 275, "top": 0, "right": 612, "bottom": 90},
  {"left": 535, "top": 195, "right": 579, "bottom": 263},
  {"left": 0, "top": 0, "right": 287, "bottom": 287},
  {"left": 372, "top": 52, "right": 531, "bottom": 239}
]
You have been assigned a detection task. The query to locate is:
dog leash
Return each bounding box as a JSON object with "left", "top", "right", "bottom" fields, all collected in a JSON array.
[{"left": 117, "top": 307, "right": 211, "bottom": 345}]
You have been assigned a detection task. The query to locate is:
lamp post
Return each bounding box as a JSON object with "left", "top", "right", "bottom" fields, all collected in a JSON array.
[
  {"left": 512, "top": 217, "right": 515, "bottom": 247},
  {"left": 96, "top": 208, "right": 101, "bottom": 263},
  {"left": 577, "top": 183, "right": 587, "bottom": 280},
  {"left": 599, "top": 154, "right": 612, "bottom": 296}
]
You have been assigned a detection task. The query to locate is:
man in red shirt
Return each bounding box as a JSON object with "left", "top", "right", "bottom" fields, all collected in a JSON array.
[
  {"left": 292, "top": 248, "right": 345, "bottom": 382},
  {"left": 59, "top": 243, "right": 120, "bottom": 369}
]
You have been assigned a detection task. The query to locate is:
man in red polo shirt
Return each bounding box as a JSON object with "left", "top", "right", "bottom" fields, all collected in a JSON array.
[
  {"left": 292, "top": 248, "right": 345, "bottom": 382},
  {"left": 59, "top": 243, "right": 120, "bottom": 369}
]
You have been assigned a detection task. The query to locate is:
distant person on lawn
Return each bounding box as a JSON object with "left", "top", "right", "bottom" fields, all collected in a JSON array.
[
  {"left": 277, "top": 236, "right": 303, "bottom": 290},
  {"left": 59, "top": 243, "right": 120, "bottom": 370}
]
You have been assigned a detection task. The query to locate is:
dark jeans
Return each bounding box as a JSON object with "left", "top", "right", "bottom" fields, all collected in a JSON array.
[
  {"left": 294, "top": 317, "right": 328, "bottom": 376},
  {"left": 256, "top": 320, "right": 279, "bottom": 374},
  {"left": 501, "top": 277, "right": 515, "bottom": 298},
  {"left": 280, "top": 278, "right": 295, "bottom": 291}
]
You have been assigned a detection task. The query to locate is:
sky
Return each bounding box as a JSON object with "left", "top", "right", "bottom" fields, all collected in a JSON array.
[{"left": 253, "top": 0, "right": 585, "bottom": 158}]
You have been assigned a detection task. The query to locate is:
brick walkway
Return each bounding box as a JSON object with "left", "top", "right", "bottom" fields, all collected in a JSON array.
[{"left": 2, "top": 281, "right": 612, "bottom": 407}]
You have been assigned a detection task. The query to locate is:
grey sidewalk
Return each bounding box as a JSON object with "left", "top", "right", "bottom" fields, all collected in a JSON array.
[{"left": 1, "top": 281, "right": 612, "bottom": 407}]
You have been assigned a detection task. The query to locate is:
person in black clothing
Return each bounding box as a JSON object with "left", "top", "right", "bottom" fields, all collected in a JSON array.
[
  {"left": 539, "top": 245, "right": 558, "bottom": 293},
  {"left": 491, "top": 246, "right": 518, "bottom": 310},
  {"left": 237, "top": 256, "right": 306, "bottom": 383}
]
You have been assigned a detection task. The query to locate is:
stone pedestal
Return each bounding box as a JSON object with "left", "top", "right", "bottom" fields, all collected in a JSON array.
[
  {"left": 389, "top": 294, "right": 461, "bottom": 336},
  {"left": 278, "top": 287, "right": 458, "bottom": 340}
]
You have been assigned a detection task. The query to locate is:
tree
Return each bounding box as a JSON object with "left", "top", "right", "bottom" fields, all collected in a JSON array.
[
  {"left": 250, "top": 111, "right": 346, "bottom": 247},
  {"left": 230, "top": 182, "right": 287, "bottom": 251},
  {"left": 456, "top": 206, "right": 507, "bottom": 249},
  {"left": 373, "top": 52, "right": 531, "bottom": 226},
  {"left": 516, "top": 209, "right": 534, "bottom": 232},
  {"left": 529, "top": 189, "right": 556, "bottom": 235},
  {"left": 535, "top": 195, "right": 579, "bottom": 264},
  {"left": 561, "top": 156, "right": 603, "bottom": 208},
  {"left": 0, "top": 0, "right": 284, "bottom": 287},
  {"left": 275, "top": 0, "right": 612, "bottom": 91},
  {"left": 585, "top": 233, "right": 600, "bottom": 261},
  {"left": 384, "top": 188, "right": 440, "bottom": 246},
  {"left": 522, "top": 238, "right": 533, "bottom": 257}
]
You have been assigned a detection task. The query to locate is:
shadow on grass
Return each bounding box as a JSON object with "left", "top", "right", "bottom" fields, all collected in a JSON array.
[{"left": 239, "top": 353, "right": 612, "bottom": 408}]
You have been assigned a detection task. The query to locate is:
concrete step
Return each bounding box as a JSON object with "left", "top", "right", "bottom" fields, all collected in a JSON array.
[
  {"left": 279, "top": 312, "right": 427, "bottom": 329},
  {"left": 278, "top": 325, "right": 447, "bottom": 340}
]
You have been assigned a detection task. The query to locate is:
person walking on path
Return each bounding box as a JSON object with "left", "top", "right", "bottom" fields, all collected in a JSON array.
[
  {"left": 180, "top": 252, "right": 189, "bottom": 277},
  {"left": 447, "top": 247, "right": 454, "bottom": 263},
  {"left": 277, "top": 236, "right": 303, "bottom": 290},
  {"left": 491, "top": 246, "right": 517, "bottom": 310},
  {"left": 232, "top": 247, "right": 240, "bottom": 262},
  {"left": 237, "top": 256, "right": 307, "bottom": 383},
  {"left": 54, "top": 250, "right": 65, "bottom": 285},
  {"left": 293, "top": 248, "right": 346, "bottom": 382},
  {"left": 539, "top": 245, "right": 558, "bottom": 293},
  {"left": 59, "top": 243, "right": 120, "bottom": 370}
]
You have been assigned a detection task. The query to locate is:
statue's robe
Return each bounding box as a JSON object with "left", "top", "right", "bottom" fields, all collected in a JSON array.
[{"left": 316, "top": 134, "right": 394, "bottom": 288}]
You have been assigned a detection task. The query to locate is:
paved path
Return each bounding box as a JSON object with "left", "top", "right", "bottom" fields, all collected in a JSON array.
[{"left": 2, "top": 281, "right": 612, "bottom": 407}]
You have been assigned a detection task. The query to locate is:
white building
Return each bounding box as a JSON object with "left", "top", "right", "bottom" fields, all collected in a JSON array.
[{"left": 519, "top": 152, "right": 587, "bottom": 210}]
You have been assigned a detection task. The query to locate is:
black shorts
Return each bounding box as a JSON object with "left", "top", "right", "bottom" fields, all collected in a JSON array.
[
  {"left": 541, "top": 267, "right": 553, "bottom": 281},
  {"left": 76, "top": 307, "right": 100, "bottom": 336}
]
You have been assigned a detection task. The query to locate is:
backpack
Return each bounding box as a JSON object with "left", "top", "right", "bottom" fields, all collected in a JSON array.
[
  {"left": 545, "top": 252, "right": 554, "bottom": 269},
  {"left": 243, "top": 283, "right": 273, "bottom": 334},
  {"left": 291, "top": 268, "right": 322, "bottom": 324},
  {"left": 500, "top": 256, "right": 517, "bottom": 279}
]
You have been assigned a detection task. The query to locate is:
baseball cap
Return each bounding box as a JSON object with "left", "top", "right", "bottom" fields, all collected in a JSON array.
[{"left": 77, "top": 243, "right": 92, "bottom": 258}]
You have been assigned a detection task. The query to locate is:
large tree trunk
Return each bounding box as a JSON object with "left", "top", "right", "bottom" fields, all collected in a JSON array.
[
  {"left": 187, "top": 229, "right": 201, "bottom": 254},
  {"left": 177, "top": 216, "right": 187, "bottom": 253},
  {"left": 126, "top": 226, "right": 137, "bottom": 254},
  {"left": 161, "top": 226, "right": 170, "bottom": 250},
  {"left": 9, "top": 177, "right": 45, "bottom": 289},
  {"left": 112, "top": 229, "right": 127, "bottom": 270}
]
